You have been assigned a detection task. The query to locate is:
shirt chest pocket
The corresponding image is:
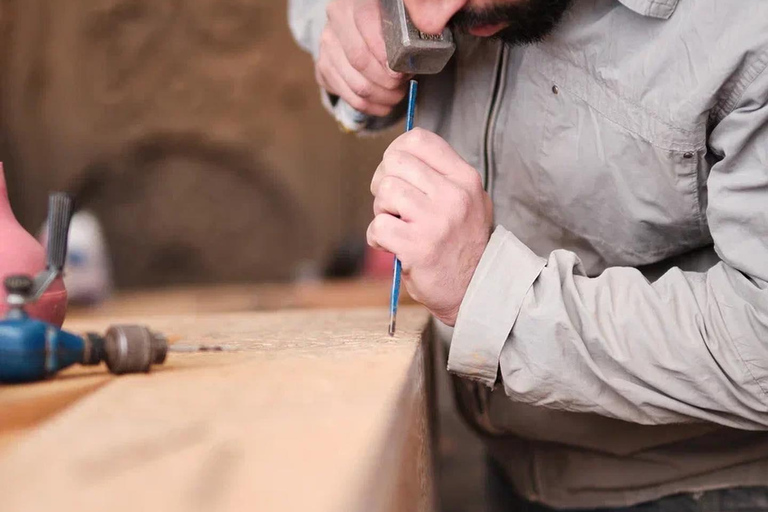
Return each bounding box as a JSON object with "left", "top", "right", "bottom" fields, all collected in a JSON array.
[{"left": 527, "top": 49, "right": 710, "bottom": 266}]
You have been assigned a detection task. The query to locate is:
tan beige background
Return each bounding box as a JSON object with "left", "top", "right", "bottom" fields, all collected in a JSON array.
[{"left": 0, "top": 0, "right": 395, "bottom": 288}]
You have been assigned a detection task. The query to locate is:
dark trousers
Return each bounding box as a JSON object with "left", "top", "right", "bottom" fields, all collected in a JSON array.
[{"left": 487, "top": 457, "right": 768, "bottom": 512}]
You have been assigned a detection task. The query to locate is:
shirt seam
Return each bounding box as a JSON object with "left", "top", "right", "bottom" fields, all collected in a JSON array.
[
  {"left": 713, "top": 51, "right": 768, "bottom": 122},
  {"left": 619, "top": 0, "right": 679, "bottom": 19},
  {"left": 538, "top": 46, "right": 705, "bottom": 143},
  {"left": 560, "top": 84, "right": 703, "bottom": 152},
  {"left": 730, "top": 333, "right": 768, "bottom": 401},
  {"left": 646, "top": 0, "right": 675, "bottom": 19},
  {"left": 541, "top": 205, "right": 704, "bottom": 261},
  {"left": 647, "top": 0, "right": 676, "bottom": 9}
]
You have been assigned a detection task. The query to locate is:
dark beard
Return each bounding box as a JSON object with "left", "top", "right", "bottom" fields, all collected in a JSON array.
[{"left": 450, "top": 0, "right": 574, "bottom": 47}]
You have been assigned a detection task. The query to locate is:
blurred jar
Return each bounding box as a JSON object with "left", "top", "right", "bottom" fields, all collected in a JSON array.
[{"left": 40, "top": 210, "right": 113, "bottom": 306}]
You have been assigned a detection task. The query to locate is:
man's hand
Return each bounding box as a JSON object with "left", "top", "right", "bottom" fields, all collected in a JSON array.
[
  {"left": 367, "top": 129, "right": 494, "bottom": 326},
  {"left": 317, "top": 0, "right": 410, "bottom": 117}
]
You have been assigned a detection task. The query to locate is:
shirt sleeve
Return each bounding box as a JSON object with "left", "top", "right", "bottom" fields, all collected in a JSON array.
[
  {"left": 448, "top": 64, "right": 768, "bottom": 430},
  {"left": 288, "top": 0, "right": 329, "bottom": 60}
]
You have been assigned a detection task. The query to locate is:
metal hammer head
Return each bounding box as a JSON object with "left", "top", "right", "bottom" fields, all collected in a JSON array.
[{"left": 381, "top": 0, "right": 455, "bottom": 75}]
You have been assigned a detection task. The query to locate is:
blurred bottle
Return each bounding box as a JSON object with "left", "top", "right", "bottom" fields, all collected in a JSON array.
[
  {"left": 362, "top": 246, "right": 395, "bottom": 279},
  {"left": 0, "top": 163, "right": 68, "bottom": 325},
  {"left": 40, "top": 210, "right": 113, "bottom": 305}
]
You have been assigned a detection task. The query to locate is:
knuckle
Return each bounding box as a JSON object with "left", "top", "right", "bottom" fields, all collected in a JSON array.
[
  {"left": 349, "top": 78, "right": 373, "bottom": 98},
  {"left": 367, "top": 217, "right": 380, "bottom": 240},
  {"left": 466, "top": 170, "right": 483, "bottom": 193},
  {"left": 450, "top": 186, "right": 471, "bottom": 216},
  {"left": 391, "top": 149, "right": 407, "bottom": 168},
  {"left": 382, "top": 148, "right": 404, "bottom": 170},
  {"left": 372, "top": 195, "right": 383, "bottom": 214},
  {"left": 409, "top": 127, "right": 428, "bottom": 143},
  {"left": 371, "top": 167, "right": 382, "bottom": 194},
  {"left": 372, "top": 214, "right": 386, "bottom": 231},
  {"left": 347, "top": 48, "right": 370, "bottom": 72},
  {"left": 381, "top": 75, "right": 403, "bottom": 91},
  {"left": 404, "top": 127, "right": 430, "bottom": 149},
  {"left": 315, "top": 56, "right": 330, "bottom": 77},
  {"left": 432, "top": 215, "right": 451, "bottom": 242},
  {"left": 366, "top": 225, "right": 377, "bottom": 248},
  {"left": 381, "top": 146, "right": 396, "bottom": 163},
  {"left": 325, "top": 1, "right": 340, "bottom": 20},
  {"left": 347, "top": 95, "right": 369, "bottom": 112},
  {"left": 319, "top": 27, "right": 333, "bottom": 47},
  {"left": 378, "top": 175, "right": 395, "bottom": 195}
]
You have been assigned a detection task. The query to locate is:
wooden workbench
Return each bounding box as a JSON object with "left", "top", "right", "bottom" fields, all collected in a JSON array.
[{"left": 0, "top": 283, "right": 434, "bottom": 512}]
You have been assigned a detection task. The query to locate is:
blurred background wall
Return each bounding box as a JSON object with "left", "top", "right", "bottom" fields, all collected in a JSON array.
[{"left": 0, "top": 0, "right": 395, "bottom": 289}]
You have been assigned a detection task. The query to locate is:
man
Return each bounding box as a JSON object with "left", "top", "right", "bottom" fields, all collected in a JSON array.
[{"left": 289, "top": 0, "right": 768, "bottom": 510}]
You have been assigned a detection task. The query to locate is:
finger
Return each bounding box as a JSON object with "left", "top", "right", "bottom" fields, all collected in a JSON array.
[
  {"left": 326, "top": 0, "right": 406, "bottom": 90},
  {"left": 372, "top": 149, "right": 445, "bottom": 197},
  {"left": 353, "top": 0, "right": 410, "bottom": 81},
  {"left": 321, "top": 62, "right": 393, "bottom": 117},
  {"left": 351, "top": 0, "right": 389, "bottom": 66},
  {"left": 390, "top": 128, "right": 478, "bottom": 183},
  {"left": 324, "top": 30, "right": 408, "bottom": 107},
  {"left": 316, "top": 33, "right": 336, "bottom": 93},
  {"left": 372, "top": 176, "right": 428, "bottom": 221},
  {"left": 315, "top": 56, "right": 333, "bottom": 93},
  {"left": 366, "top": 214, "right": 410, "bottom": 256}
]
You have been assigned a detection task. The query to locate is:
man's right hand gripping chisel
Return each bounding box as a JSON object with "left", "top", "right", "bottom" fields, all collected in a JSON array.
[{"left": 333, "top": 0, "right": 455, "bottom": 335}]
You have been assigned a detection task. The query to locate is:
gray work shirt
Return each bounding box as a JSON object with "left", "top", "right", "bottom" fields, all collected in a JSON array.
[{"left": 289, "top": 0, "right": 768, "bottom": 507}]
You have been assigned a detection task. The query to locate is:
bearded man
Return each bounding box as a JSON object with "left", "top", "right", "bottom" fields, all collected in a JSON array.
[{"left": 289, "top": 0, "right": 768, "bottom": 509}]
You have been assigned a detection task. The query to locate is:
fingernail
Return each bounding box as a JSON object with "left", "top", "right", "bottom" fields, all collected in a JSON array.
[{"left": 385, "top": 65, "right": 403, "bottom": 79}]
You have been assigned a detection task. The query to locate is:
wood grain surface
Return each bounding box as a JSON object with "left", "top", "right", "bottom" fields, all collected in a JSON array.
[
  {"left": 0, "top": 306, "right": 433, "bottom": 512},
  {"left": 66, "top": 279, "right": 414, "bottom": 319}
]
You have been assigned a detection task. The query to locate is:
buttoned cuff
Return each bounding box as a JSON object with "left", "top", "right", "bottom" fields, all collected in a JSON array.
[{"left": 447, "top": 226, "right": 546, "bottom": 388}]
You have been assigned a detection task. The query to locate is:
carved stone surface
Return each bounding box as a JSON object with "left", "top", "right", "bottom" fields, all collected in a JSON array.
[{"left": 1, "top": 0, "right": 395, "bottom": 287}]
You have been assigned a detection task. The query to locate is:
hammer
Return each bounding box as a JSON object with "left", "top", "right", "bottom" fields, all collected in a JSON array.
[{"left": 333, "top": 0, "right": 455, "bottom": 132}]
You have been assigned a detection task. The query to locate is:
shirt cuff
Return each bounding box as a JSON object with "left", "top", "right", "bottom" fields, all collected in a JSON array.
[
  {"left": 447, "top": 225, "right": 546, "bottom": 388},
  {"left": 322, "top": 92, "right": 407, "bottom": 135}
]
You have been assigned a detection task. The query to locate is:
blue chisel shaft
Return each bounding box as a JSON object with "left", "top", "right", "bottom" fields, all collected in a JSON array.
[{"left": 389, "top": 79, "right": 418, "bottom": 336}]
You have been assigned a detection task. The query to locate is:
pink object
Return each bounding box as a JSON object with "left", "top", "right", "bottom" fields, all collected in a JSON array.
[
  {"left": 363, "top": 246, "right": 396, "bottom": 279},
  {"left": 0, "top": 163, "right": 67, "bottom": 326}
]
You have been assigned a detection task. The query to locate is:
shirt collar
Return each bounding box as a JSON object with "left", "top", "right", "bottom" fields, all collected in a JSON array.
[{"left": 618, "top": 0, "right": 680, "bottom": 19}]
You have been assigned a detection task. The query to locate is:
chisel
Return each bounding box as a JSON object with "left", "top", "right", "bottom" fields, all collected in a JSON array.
[{"left": 389, "top": 80, "right": 418, "bottom": 336}]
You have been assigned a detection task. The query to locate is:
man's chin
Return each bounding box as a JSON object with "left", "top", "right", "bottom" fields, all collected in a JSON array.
[
  {"left": 451, "top": 0, "right": 574, "bottom": 47},
  {"left": 493, "top": 26, "right": 552, "bottom": 47}
]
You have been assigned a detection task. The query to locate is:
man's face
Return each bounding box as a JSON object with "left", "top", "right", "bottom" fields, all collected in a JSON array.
[{"left": 405, "top": 0, "right": 573, "bottom": 46}]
